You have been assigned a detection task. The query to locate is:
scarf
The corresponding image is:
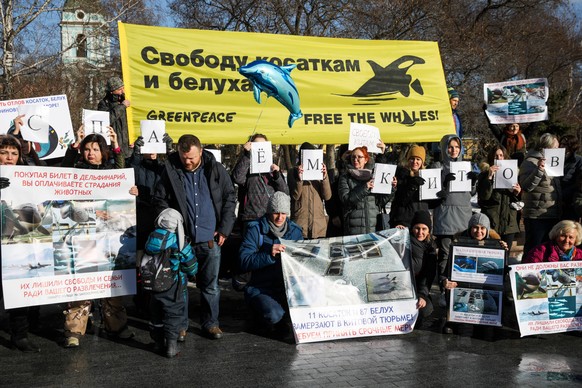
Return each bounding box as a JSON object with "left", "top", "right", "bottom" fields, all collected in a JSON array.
[
  {"left": 503, "top": 130, "right": 525, "bottom": 155},
  {"left": 557, "top": 245, "right": 576, "bottom": 261},
  {"left": 268, "top": 219, "right": 288, "bottom": 238},
  {"left": 348, "top": 168, "right": 373, "bottom": 181}
]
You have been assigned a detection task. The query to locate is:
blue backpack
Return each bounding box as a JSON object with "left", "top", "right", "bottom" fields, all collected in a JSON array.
[{"left": 140, "top": 229, "right": 179, "bottom": 292}]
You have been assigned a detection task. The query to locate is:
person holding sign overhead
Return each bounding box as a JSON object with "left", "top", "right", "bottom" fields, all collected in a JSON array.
[
  {"left": 287, "top": 142, "right": 332, "bottom": 239},
  {"left": 98, "top": 76, "right": 131, "bottom": 159},
  {"left": 518, "top": 133, "right": 562, "bottom": 257},
  {"left": 477, "top": 145, "right": 522, "bottom": 250},
  {"left": 232, "top": 134, "right": 289, "bottom": 231}
]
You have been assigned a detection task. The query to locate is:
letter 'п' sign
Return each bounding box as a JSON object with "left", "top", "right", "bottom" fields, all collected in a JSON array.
[{"left": 82, "top": 109, "right": 111, "bottom": 145}]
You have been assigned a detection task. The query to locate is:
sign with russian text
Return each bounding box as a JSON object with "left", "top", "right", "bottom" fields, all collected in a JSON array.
[
  {"left": 348, "top": 123, "right": 382, "bottom": 154},
  {"left": 281, "top": 229, "right": 418, "bottom": 343},
  {"left": 449, "top": 161, "right": 472, "bottom": 192},
  {"left": 301, "top": 149, "right": 323, "bottom": 181},
  {"left": 82, "top": 109, "right": 111, "bottom": 144},
  {"left": 0, "top": 165, "right": 137, "bottom": 309},
  {"left": 484, "top": 78, "right": 548, "bottom": 124},
  {"left": 140, "top": 120, "right": 166, "bottom": 154},
  {"left": 543, "top": 148, "right": 565, "bottom": 177},
  {"left": 17, "top": 104, "right": 50, "bottom": 143},
  {"left": 118, "top": 23, "right": 454, "bottom": 144},
  {"left": 250, "top": 141, "right": 273, "bottom": 174},
  {"left": 0, "top": 95, "right": 74, "bottom": 160},
  {"left": 371, "top": 163, "right": 397, "bottom": 194},
  {"left": 493, "top": 159, "right": 518, "bottom": 189},
  {"left": 509, "top": 261, "right": 582, "bottom": 336},
  {"left": 419, "top": 168, "right": 441, "bottom": 200}
]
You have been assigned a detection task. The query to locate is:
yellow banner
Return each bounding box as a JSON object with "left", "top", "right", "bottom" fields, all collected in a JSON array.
[{"left": 119, "top": 23, "right": 454, "bottom": 144}]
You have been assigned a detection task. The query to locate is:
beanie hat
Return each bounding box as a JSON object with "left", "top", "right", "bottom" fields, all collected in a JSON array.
[
  {"left": 107, "top": 77, "right": 124, "bottom": 92},
  {"left": 448, "top": 87, "right": 459, "bottom": 99},
  {"left": 410, "top": 210, "right": 432, "bottom": 232},
  {"left": 268, "top": 191, "right": 291, "bottom": 215},
  {"left": 468, "top": 213, "right": 490, "bottom": 238},
  {"left": 155, "top": 208, "right": 185, "bottom": 250},
  {"left": 406, "top": 145, "right": 426, "bottom": 164}
]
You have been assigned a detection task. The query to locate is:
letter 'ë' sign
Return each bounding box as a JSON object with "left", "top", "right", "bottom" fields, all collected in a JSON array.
[
  {"left": 250, "top": 141, "right": 273, "bottom": 174},
  {"left": 419, "top": 168, "right": 441, "bottom": 200},
  {"left": 140, "top": 120, "right": 166, "bottom": 154},
  {"left": 17, "top": 104, "right": 50, "bottom": 143},
  {"left": 493, "top": 159, "right": 518, "bottom": 189},
  {"left": 543, "top": 148, "right": 565, "bottom": 177},
  {"left": 82, "top": 109, "right": 111, "bottom": 145},
  {"left": 301, "top": 149, "right": 323, "bottom": 181},
  {"left": 371, "top": 163, "right": 396, "bottom": 194}
]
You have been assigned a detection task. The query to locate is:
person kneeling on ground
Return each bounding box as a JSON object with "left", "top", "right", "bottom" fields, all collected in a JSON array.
[
  {"left": 238, "top": 192, "right": 303, "bottom": 337},
  {"left": 440, "top": 213, "right": 508, "bottom": 334}
]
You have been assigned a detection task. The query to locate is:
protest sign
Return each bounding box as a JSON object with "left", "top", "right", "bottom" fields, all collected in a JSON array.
[
  {"left": 371, "top": 163, "right": 397, "bottom": 194},
  {"left": 206, "top": 149, "right": 222, "bottom": 163},
  {"left": 119, "top": 23, "right": 454, "bottom": 144},
  {"left": 0, "top": 165, "right": 137, "bottom": 309},
  {"left": 543, "top": 148, "right": 565, "bottom": 177},
  {"left": 484, "top": 78, "right": 548, "bottom": 124},
  {"left": 419, "top": 168, "right": 441, "bottom": 200},
  {"left": 509, "top": 261, "right": 582, "bottom": 336},
  {"left": 83, "top": 109, "right": 111, "bottom": 144},
  {"left": 140, "top": 120, "right": 166, "bottom": 154},
  {"left": 250, "top": 141, "right": 273, "bottom": 174},
  {"left": 348, "top": 123, "right": 382, "bottom": 154},
  {"left": 17, "top": 104, "right": 51, "bottom": 143},
  {"left": 281, "top": 229, "right": 418, "bottom": 343},
  {"left": 301, "top": 149, "right": 323, "bottom": 181},
  {"left": 449, "top": 161, "right": 472, "bottom": 192},
  {"left": 493, "top": 159, "right": 518, "bottom": 190},
  {"left": 0, "top": 95, "right": 74, "bottom": 160}
]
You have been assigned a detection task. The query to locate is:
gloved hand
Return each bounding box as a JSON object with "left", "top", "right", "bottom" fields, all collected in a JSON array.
[
  {"left": 436, "top": 190, "right": 448, "bottom": 199},
  {"left": 0, "top": 177, "right": 10, "bottom": 190},
  {"left": 133, "top": 136, "right": 144, "bottom": 155},
  {"left": 163, "top": 133, "right": 174, "bottom": 153},
  {"left": 444, "top": 173, "right": 456, "bottom": 185},
  {"left": 410, "top": 176, "right": 426, "bottom": 186},
  {"left": 467, "top": 171, "right": 479, "bottom": 183}
]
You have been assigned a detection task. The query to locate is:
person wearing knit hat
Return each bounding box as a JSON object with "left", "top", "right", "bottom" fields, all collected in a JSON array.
[
  {"left": 97, "top": 75, "right": 131, "bottom": 159},
  {"left": 239, "top": 192, "right": 303, "bottom": 336},
  {"left": 389, "top": 144, "right": 429, "bottom": 229},
  {"left": 447, "top": 86, "right": 463, "bottom": 139},
  {"left": 408, "top": 210, "right": 437, "bottom": 327},
  {"left": 468, "top": 212, "right": 491, "bottom": 240}
]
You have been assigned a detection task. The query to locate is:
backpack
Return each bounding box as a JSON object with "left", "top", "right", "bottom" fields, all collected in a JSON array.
[{"left": 140, "top": 229, "right": 178, "bottom": 293}]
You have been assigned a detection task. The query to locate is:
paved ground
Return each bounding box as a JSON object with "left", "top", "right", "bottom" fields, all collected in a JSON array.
[{"left": 1, "top": 277, "right": 581, "bottom": 388}]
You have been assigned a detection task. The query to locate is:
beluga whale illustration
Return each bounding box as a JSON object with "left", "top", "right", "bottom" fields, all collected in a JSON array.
[
  {"left": 239, "top": 60, "right": 303, "bottom": 128},
  {"left": 337, "top": 55, "right": 425, "bottom": 104}
]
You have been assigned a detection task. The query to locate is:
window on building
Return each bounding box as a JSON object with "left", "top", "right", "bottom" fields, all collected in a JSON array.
[{"left": 76, "top": 34, "right": 87, "bottom": 58}]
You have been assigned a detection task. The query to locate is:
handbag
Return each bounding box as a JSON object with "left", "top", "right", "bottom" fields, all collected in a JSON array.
[{"left": 376, "top": 208, "right": 390, "bottom": 231}]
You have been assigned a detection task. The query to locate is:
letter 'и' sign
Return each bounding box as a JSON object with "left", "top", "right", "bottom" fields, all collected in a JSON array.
[{"left": 419, "top": 168, "right": 441, "bottom": 200}]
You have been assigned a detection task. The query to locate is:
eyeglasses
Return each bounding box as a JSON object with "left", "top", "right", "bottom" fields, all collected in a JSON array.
[{"left": 351, "top": 155, "right": 365, "bottom": 160}]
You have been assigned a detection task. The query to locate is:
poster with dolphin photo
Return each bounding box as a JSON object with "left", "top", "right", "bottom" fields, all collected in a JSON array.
[
  {"left": 281, "top": 229, "right": 418, "bottom": 344},
  {"left": 0, "top": 165, "right": 137, "bottom": 309},
  {"left": 451, "top": 245, "right": 506, "bottom": 285},
  {"left": 484, "top": 78, "right": 548, "bottom": 124},
  {"left": 449, "top": 287, "right": 503, "bottom": 326},
  {"left": 509, "top": 262, "right": 582, "bottom": 336}
]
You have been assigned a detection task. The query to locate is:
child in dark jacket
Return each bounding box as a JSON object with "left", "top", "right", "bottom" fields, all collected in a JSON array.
[{"left": 143, "top": 208, "right": 197, "bottom": 358}]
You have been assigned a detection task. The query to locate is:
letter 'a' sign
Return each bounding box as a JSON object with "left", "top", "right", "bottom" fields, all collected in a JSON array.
[
  {"left": 543, "top": 148, "right": 565, "bottom": 177},
  {"left": 140, "top": 120, "right": 166, "bottom": 154},
  {"left": 250, "top": 141, "right": 273, "bottom": 174}
]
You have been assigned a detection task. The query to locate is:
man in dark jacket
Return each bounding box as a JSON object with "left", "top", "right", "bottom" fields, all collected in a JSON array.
[
  {"left": 153, "top": 134, "right": 236, "bottom": 339},
  {"left": 98, "top": 76, "right": 131, "bottom": 159}
]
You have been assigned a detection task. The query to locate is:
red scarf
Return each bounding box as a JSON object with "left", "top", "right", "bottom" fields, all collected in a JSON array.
[{"left": 504, "top": 130, "right": 525, "bottom": 155}]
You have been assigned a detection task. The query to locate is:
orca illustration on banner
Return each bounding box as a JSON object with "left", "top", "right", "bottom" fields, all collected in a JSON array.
[
  {"left": 337, "top": 55, "right": 425, "bottom": 103},
  {"left": 238, "top": 59, "right": 303, "bottom": 128}
]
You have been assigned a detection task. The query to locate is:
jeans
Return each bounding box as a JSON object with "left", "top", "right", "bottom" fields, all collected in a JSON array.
[
  {"left": 194, "top": 242, "right": 221, "bottom": 330},
  {"left": 245, "top": 286, "right": 287, "bottom": 326}
]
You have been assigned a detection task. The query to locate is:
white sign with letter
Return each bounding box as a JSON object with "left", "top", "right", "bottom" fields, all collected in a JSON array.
[
  {"left": 348, "top": 122, "right": 382, "bottom": 154},
  {"left": 371, "top": 163, "right": 397, "bottom": 194},
  {"left": 82, "top": 109, "right": 111, "bottom": 145},
  {"left": 140, "top": 120, "right": 166, "bottom": 154},
  {"left": 301, "top": 149, "right": 323, "bottom": 181},
  {"left": 493, "top": 159, "right": 518, "bottom": 189},
  {"left": 250, "top": 141, "right": 273, "bottom": 174},
  {"left": 543, "top": 148, "right": 565, "bottom": 177},
  {"left": 419, "top": 168, "right": 442, "bottom": 200},
  {"left": 449, "top": 161, "right": 472, "bottom": 192},
  {"left": 17, "top": 104, "right": 50, "bottom": 143}
]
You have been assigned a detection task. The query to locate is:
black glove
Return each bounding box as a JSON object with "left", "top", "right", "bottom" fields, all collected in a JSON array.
[
  {"left": 436, "top": 189, "right": 448, "bottom": 199},
  {"left": 163, "top": 133, "right": 174, "bottom": 153},
  {"left": 133, "top": 136, "right": 144, "bottom": 155},
  {"left": 410, "top": 176, "right": 426, "bottom": 187},
  {"left": 467, "top": 171, "right": 479, "bottom": 182},
  {"left": 444, "top": 173, "right": 456, "bottom": 185},
  {"left": 0, "top": 177, "right": 9, "bottom": 190}
]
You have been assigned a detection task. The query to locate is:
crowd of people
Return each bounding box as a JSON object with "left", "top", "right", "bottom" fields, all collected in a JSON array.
[{"left": 1, "top": 79, "right": 582, "bottom": 356}]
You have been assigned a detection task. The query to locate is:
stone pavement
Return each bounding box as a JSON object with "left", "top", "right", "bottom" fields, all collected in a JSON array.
[{"left": 1, "top": 278, "right": 581, "bottom": 388}]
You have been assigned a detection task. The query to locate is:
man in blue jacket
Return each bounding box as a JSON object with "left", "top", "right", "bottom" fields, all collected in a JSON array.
[
  {"left": 239, "top": 192, "right": 303, "bottom": 336},
  {"left": 153, "top": 134, "right": 236, "bottom": 340}
]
